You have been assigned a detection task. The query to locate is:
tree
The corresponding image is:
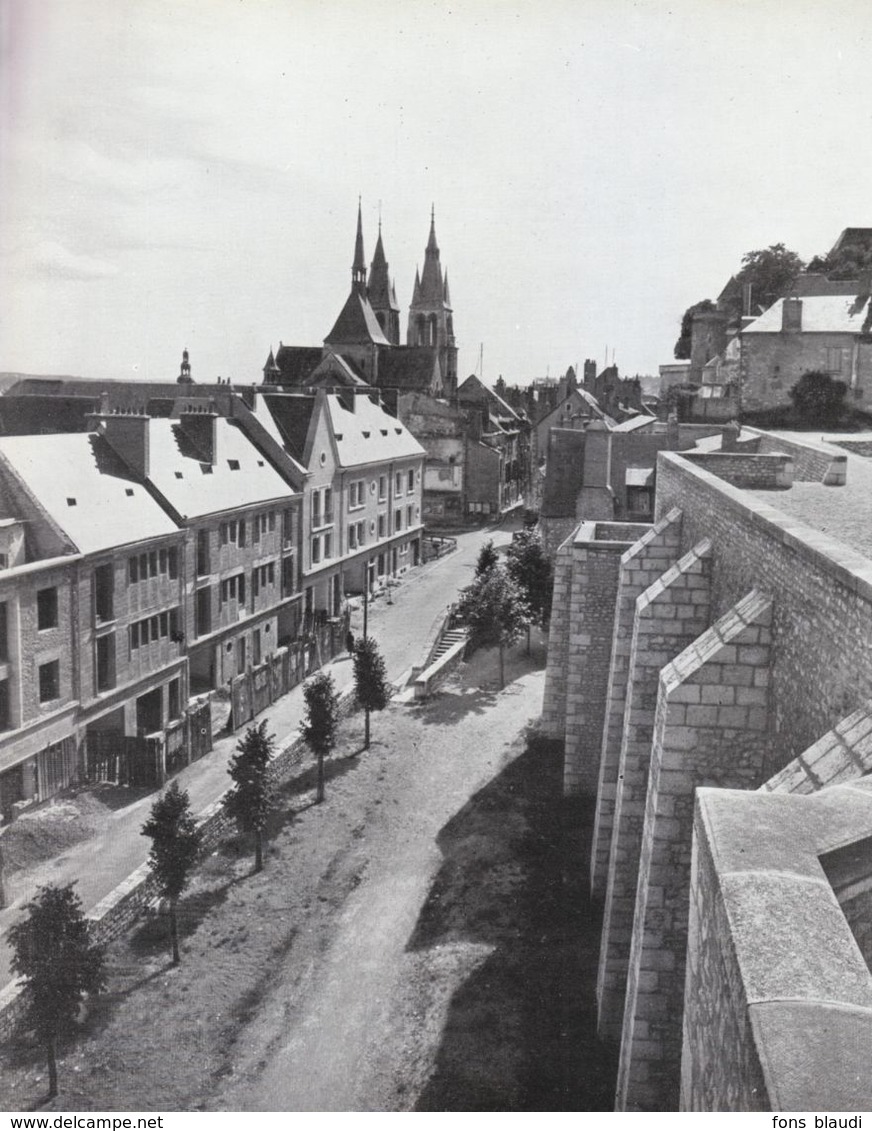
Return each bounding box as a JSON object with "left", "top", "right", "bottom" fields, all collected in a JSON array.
[
  {"left": 301, "top": 671, "right": 339, "bottom": 803},
  {"left": 141, "top": 781, "right": 202, "bottom": 966},
  {"left": 732, "top": 243, "right": 805, "bottom": 318},
  {"left": 225, "top": 719, "right": 276, "bottom": 873},
  {"left": 788, "top": 370, "right": 847, "bottom": 426},
  {"left": 474, "top": 539, "right": 499, "bottom": 577},
  {"left": 456, "top": 564, "right": 530, "bottom": 689},
  {"left": 353, "top": 636, "right": 390, "bottom": 750},
  {"left": 8, "top": 883, "right": 104, "bottom": 1098},
  {"left": 674, "top": 299, "right": 716, "bottom": 360},
  {"left": 506, "top": 529, "right": 554, "bottom": 651}
]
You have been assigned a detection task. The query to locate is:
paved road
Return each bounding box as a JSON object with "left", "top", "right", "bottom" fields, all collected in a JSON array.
[{"left": 0, "top": 521, "right": 515, "bottom": 989}]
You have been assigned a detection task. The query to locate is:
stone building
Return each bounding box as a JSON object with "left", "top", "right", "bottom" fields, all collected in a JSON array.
[{"left": 542, "top": 424, "right": 872, "bottom": 1110}]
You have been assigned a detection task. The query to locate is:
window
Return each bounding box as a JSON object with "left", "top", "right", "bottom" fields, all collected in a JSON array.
[
  {"left": 128, "top": 547, "right": 179, "bottom": 583},
  {"left": 378, "top": 514, "right": 386, "bottom": 539},
  {"left": 197, "top": 530, "right": 211, "bottom": 576},
  {"left": 168, "top": 678, "right": 180, "bottom": 721},
  {"left": 395, "top": 472, "right": 403, "bottom": 495},
  {"left": 323, "top": 532, "right": 333, "bottom": 559},
  {"left": 407, "top": 505, "right": 413, "bottom": 528},
  {"left": 94, "top": 564, "right": 114, "bottom": 622},
  {"left": 219, "top": 573, "right": 246, "bottom": 605},
  {"left": 349, "top": 480, "right": 364, "bottom": 509},
  {"left": 219, "top": 520, "right": 246, "bottom": 547},
  {"left": 311, "top": 536, "right": 322, "bottom": 565},
  {"left": 253, "top": 628, "right": 262, "bottom": 666},
  {"left": 394, "top": 509, "right": 402, "bottom": 532},
  {"left": 348, "top": 522, "right": 365, "bottom": 550},
  {"left": 39, "top": 660, "right": 60, "bottom": 703},
  {"left": 196, "top": 587, "right": 212, "bottom": 637},
  {"left": 0, "top": 678, "right": 9, "bottom": 731},
  {"left": 408, "top": 469, "right": 415, "bottom": 492},
  {"left": 0, "top": 602, "right": 7, "bottom": 662},
  {"left": 283, "top": 507, "right": 296, "bottom": 547},
  {"left": 378, "top": 475, "right": 387, "bottom": 501},
  {"left": 129, "top": 607, "right": 182, "bottom": 650},
  {"left": 268, "top": 511, "right": 276, "bottom": 532},
  {"left": 311, "top": 487, "right": 332, "bottom": 529},
  {"left": 282, "top": 555, "right": 296, "bottom": 597},
  {"left": 826, "top": 346, "right": 851, "bottom": 376},
  {"left": 37, "top": 588, "right": 58, "bottom": 630},
  {"left": 96, "top": 633, "right": 116, "bottom": 692}
]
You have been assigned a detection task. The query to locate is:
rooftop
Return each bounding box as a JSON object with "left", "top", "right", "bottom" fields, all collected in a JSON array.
[{"left": 744, "top": 293, "right": 871, "bottom": 334}]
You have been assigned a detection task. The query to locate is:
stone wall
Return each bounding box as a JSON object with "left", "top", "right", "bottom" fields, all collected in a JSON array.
[
  {"left": 655, "top": 452, "right": 872, "bottom": 775},
  {"left": 596, "top": 539, "right": 712, "bottom": 1038},
  {"left": 762, "top": 702, "right": 872, "bottom": 794},
  {"left": 617, "top": 590, "right": 772, "bottom": 1110},
  {"left": 680, "top": 451, "right": 793, "bottom": 490},
  {"left": 590, "top": 510, "right": 682, "bottom": 896}
]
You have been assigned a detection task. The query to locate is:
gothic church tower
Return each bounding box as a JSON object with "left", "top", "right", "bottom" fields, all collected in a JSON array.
[
  {"left": 367, "top": 221, "right": 401, "bottom": 345},
  {"left": 407, "top": 207, "right": 458, "bottom": 395}
]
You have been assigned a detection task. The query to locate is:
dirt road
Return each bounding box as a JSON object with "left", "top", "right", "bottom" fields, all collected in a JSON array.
[{"left": 215, "top": 663, "right": 547, "bottom": 1111}]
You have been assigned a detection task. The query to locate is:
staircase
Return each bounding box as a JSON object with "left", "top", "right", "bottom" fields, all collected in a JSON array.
[{"left": 430, "top": 626, "right": 468, "bottom": 661}]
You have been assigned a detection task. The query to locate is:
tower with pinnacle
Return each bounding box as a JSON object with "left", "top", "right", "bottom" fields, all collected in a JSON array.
[
  {"left": 367, "top": 219, "right": 401, "bottom": 345},
  {"left": 407, "top": 207, "right": 457, "bottom": 395}
]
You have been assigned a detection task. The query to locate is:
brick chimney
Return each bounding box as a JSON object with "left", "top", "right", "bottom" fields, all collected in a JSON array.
[
  {"left": 94, "top": 412, "right": 151, "bottom": 479},
  {"left": 179, "top": 408, "right": 218, "bottom": 464},
  {"left": 782, "top": 298, "right": 803, "bottom": 332}
]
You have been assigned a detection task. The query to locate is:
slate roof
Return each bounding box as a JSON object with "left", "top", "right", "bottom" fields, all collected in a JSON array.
[
  {"left": 147, "top": 418, "right": 292, "bottom": 520},
  {"left": 743, "top": 294, "right": 872, "bottom": 334},
  {"left": 0, "top": 432, "right": 178, "bottom": 554},
  {"left": 788, "top": 274, "right": 864, "bottom": 298},
  {"left": 326, "top": 393, "right": 424, "bottom": 468},
  {"left": 261, "top": 394, "right": 318, "bottom": 464},
  {"left": 271, "top": 346, "right": 323, "bottom": 387},
  {"left": 375, "top": 347, "right": 441, "bottom": 392},
  {"left": 324, "top": 290, "right": 390, "bottom": 346}
]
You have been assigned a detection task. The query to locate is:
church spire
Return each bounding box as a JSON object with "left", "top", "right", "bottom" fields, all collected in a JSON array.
[
  {"left": 352, "top": 197, "right": 367, "bottom": 294},
  {"left": 368, "top": 214, "right": 400, "bottom": 343},
  {"left": 427, "top": 203, "right": 439, "bottom": 253}
]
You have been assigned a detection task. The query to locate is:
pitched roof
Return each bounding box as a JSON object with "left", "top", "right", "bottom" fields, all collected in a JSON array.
[
  {"left": 326, "top": 393, "right": 424, "bottom": 468},
  {"left": 743, "top": 294, "right": 872, "bottom": 334},
  {"left": 259, "top": 393, "right": 318, "bottom": 464},
  {"left": 324, "top": 290, "right": 391, "bottom": 346},
  {"left": 788, "top": 274, "right": 864, "bottom": 298},
  {"left": 0, "top": 432, "right": 178, "bottom": 554},
  {"left": 306, "top": 352, "right": 370, "bottom": 389},
  {"left": 272, "top": 346, "right": 323, "bottom": 387},
  {"left": 147, "top": 418, "right": 292, "bottom": 520},
  {"left": 367, "top": 229, "right": 399, "bottom": 312},
  {"left": 375, "top": 347, "right": 442, "bottom": 392}
]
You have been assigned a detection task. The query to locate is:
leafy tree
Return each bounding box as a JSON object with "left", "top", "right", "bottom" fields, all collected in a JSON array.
[
  {"left": 353, "top": 636, "right": 390, "bottom": 750},
  {"left": 8, "top": 883, "right": 104, "bottom": 1098},
  {"left": 456, "top": 564, "right": 530, "bottom": 689},
  {"left": 732, "top": 243, "right": 805, "bottom": 318},
  {"left": 506, "top": 530, "right": 554, "bottom": 651},
  {"left": 788, "top": 370, "right": 847, "bottom": 425},
  {"left": 674, "top": 299, "right": 716, "bottom": 360},
  {"left": 301, "top": 672, "right": 339, "bottom": 803},
  {"left": 141, "top": 781, "right": 202, "bottom": 966},
  {"left": 474, "top": 539, "right": 499, "bottom": 577},
  {"left": 808, "top": 235, "right": 872, "bottom": 280},
  {"left": 225, "top": 719, "right": 276, "bottom": 873}
]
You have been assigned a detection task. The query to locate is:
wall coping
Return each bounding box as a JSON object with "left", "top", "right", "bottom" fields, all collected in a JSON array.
[{"left": 657, "top": 451, "right": 872, "bottom": 603}]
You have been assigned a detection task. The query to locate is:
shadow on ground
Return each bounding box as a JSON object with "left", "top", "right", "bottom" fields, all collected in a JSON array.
[
  {"left": 408, "top": 730, "right": 617, "bottom": 1111},
  {"left": 408, "top": 688, "right": 498, "bottom": 727}
]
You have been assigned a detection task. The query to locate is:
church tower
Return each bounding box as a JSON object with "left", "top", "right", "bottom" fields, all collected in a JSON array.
[
  {"left": 367, "top": 220, "right": 401, "bottom": 344},
  {"left": 406, "top": 207, "right": 457, "bottom": 395}
]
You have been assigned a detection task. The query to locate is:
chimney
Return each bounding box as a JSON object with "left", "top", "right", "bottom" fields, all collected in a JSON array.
[
  {"left": 180, "top": 409, "right": 218, "bottom": 464},
  {"left": 782, "top": 297, "right": 803, "bottom": 332},
  {"left": 97, "top": 412, "right": 151, "bottom": 478}
]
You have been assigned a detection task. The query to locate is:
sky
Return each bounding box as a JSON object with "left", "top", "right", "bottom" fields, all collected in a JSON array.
[{"left": 2, "top": 0, "right": 872, "bottom": 389}]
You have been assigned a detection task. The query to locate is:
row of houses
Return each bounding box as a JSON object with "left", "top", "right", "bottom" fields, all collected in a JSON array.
[{"left": 0, "top": 382, "right": 425, "bottom": 819}]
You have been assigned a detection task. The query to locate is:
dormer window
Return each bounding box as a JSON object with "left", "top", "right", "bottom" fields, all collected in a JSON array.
[
  {"left": 227, "top": 459, "right": 240, "bottom": 470},
  {"left": 66, "top": 497, "right": 77, "bottom": 506}
]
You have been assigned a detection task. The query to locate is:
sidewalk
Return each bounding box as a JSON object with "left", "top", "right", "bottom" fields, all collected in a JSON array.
[{"left": 0, "top": 521, "right": 517, "bottom": 987}]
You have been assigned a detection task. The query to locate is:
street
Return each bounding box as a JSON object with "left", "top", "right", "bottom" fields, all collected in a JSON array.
[{"left": 0, "top": 522, "right": 516, "bottom": 992}]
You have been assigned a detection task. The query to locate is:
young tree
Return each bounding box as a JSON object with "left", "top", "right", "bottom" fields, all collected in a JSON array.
[
  {"left": 301, "top": 671, "right": 339, "bottom": 803},
  {"left": 353, "top": 635, "right": 390, "bottom": 749},
  {"left": 141, "top": 781, "right": 202, "bottom": 966},
  {"left": 456, "top": 564, "right": 530, "bottom": 689},
  {"left": 225, "top": 719, "right": 276, "bottom": 873},
  {"left": 788, "top": 370, "right": 848, "bottom": 426},
  {"left": 506, "top": 530, "right": 554, "bottom": 651},
  {"left": 474, "top": 539, "right": 499, "bottom": 578},
  {"left": 8, "top": 883, "right": 104, "bottom": 1098}
]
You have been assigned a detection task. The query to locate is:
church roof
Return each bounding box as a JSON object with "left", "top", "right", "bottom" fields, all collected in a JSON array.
[
  {"left": 367, "top": 228, "right": 399, "bottom": 312},
  {"left": 272, "top": 346, "right": 323, "bottom": 386},
  {"left": 416, "top": 208, "right": 446, "bottom": 306},
  {"left": 307, "top": 352, "right": 370, "bottom": 388},
  {"left": 375, "top": 347, "right": 442, "bottom": 393},
  {"left": 324, "top": 289, "right": 391, "bottom": 346}
]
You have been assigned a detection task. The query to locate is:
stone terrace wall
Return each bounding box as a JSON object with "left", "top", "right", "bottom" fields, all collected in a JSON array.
[
  {"left": 591, "top": 510, "right": 683, "bottom": 896},
  {"left": 680, "top": 451, "right": 793, "bottom": 490},
  {"left": 617, "top": 590, "right": 773, "bottom": 1111},
  {"left": 655, "top": 452, "right": 872, "bottom": 775},
  {"left": 682, "top": 782, "right": 872, "bottom": 1112},
  {"left": 762, "top": 702, "right": 872, "bottom": 794},
  {"left": 748, "top": 428, "right": 847, "bottom": 484},
  {"left": 597, "top": 539, "right": 712, "bottom": 1038}
]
